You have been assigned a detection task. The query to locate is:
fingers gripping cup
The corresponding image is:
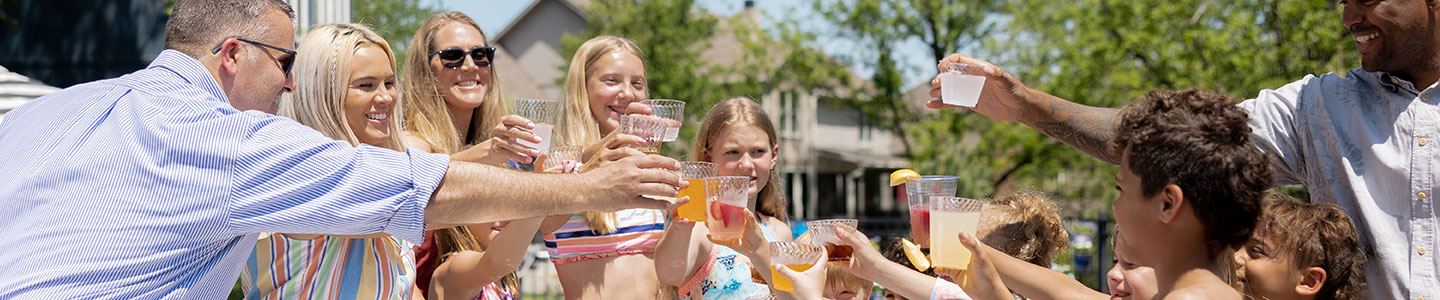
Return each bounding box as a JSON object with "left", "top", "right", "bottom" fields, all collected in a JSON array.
[
  {"left": 765, "top": 241, "right": 824, "bottom": 292},
  {"left": 514, "top": 98, "right": 561, "bottom": 152},
  {"left": 541, "top": 145, "right": 581, "bottom": 173},
  {"left": 621, "top": 114, "right": 669, "bottom": 154},
  {"left": 805, "top": 219, "right": 859, "bottom": 265},
  {"left": 929, "top": 196, "right": 987, "bottom": 272},
  {"left": 940, "top": 63, "right": 985, "bottom": 107},
  {"left": 675, "top": 162, "right": 717, "bottom": 222},
  {"left": 641, "top": 99, "right": 685, "bottom": 142},
  {"left": 906, "top": 176, "right": 958, "bottom": 247},
  {"left": 706, "top": 176, "right": 751, "bottom": 244}
]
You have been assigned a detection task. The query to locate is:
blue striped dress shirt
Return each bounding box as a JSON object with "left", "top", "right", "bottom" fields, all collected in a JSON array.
[{"left": 0, "top": 50, "right": 449, "bottom": 298}]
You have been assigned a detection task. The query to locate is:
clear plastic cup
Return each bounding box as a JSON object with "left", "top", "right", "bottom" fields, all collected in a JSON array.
[
  {"left": 641, "top": 99, "right": 685, "bottom": 142},
  {"left": 805, "top": 219, "right": 859, "bottom": 265},
  {"left": 514, "top": 98, "right": 561, "bottom": 152},
  {"left": 765, "top": 241, "right": 824, "bottom": 292},
  {"left": 940, "top": 63, "right": 985, "bottom": 107},
  {"left": 929, "top": 196, "right": 987, "bottom": 271},
  {"left": 706, "top": 176, "right": 751, "bottom": 243},
  {"left": 906, "top": 176, "right": 958, "bottom": 247},
  {"left": 675, "top": 162, "right": 717, "bottom": 222}
]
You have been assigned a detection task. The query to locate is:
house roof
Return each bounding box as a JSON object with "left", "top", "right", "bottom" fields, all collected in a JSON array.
[
  {"left": 493, "top": 0, "right": 589, "bottom": 43},
  {"left": 492, "top": 45, "right": 547, "bottom": 100}
]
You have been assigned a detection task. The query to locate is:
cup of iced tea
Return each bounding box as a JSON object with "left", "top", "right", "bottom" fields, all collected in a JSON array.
[
  {"left": 764, "top": 241, "right": 824, "bottom": 292},
  {"left": 805, "top": 219, "right": 858, "bottom": 265},
  {"left": 674, "top": 162, "right": 717, "bottom": 222}
]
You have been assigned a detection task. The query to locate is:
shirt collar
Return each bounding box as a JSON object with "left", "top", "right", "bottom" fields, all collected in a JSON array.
[{"left": 147, "top": 49, "right": 229, "bottom": 104}]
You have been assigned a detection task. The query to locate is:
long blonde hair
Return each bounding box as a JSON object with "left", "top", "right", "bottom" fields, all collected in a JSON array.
[
  {"left": 692, "top": 97, "right": 788, "bottom": 221},
  {"left": 561, "top": 35, "right": 648, "bottom": 234},
  {"left": 400, "top": 11, "right": 518, "bottom": 294},
  {"left": 401, "top": 11, "right": 509, "bottom": 154},
  {"left": 280, "top": 23, "right": 403, "bottom": 151}
]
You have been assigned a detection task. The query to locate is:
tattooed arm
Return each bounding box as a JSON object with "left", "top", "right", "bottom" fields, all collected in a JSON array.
[{"left": 927, "top": 53, "right": 1122, "bottom": 164}]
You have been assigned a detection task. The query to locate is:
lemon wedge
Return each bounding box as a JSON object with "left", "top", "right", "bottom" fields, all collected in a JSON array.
[
  {"left": 890, "top": 169, "right": 921, "bottom": 187},
  {"left": 901, "top": 237, "right": 931, "bottom": 272}
]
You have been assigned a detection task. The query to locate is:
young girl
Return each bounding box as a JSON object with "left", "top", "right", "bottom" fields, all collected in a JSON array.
[
  {"left": 976, "top": 191, "right": 1069, "bottom": 268},
  {"left": 1232, "top": 194, "right": 1367, "bottom": 300},
  {"left": 538, "top": 35, "right": 664, "bottom": 300},
  {"left": 654, "top": 97, "right": 794, "bottom": 299},
  {"left": 240, "top": 23, "right": 422, "bottom": 299},
  {"left": 399, "top": 12, "right": 543, "bottom": 300}
]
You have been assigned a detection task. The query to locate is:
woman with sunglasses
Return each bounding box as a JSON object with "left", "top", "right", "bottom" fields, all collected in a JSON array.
[
  {"left": 400, "top": 11, "right": 545, "bottom": 300},
  {"left": 238, "top": 23, "right": 422, "bottom": 299}
]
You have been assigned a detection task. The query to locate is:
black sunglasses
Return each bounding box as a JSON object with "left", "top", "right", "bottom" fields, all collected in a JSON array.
[
  {"left": 430, "top": 47, "right": 495, "bottom": 69},
  {"left": 211, "top": 36, "right": 297, "bottom": 76}
]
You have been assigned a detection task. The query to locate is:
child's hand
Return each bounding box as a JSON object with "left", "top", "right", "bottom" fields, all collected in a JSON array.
[
  {"left": 958, "top": 232, "right": 1011, "bottom": 300},
  {"left": 772, "top": 247, "right": 828, "bottom": 300},
  {"left": 833, "top": 224, "right": 885, "bottom": 277},
  {"left": 708, "top": 210, "right": 767, "bottom": 258}
]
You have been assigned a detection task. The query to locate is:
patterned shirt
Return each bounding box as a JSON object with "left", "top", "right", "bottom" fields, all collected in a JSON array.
[
  {"left": 0, "top": 50, "right": 448, "bottom": 298},
  {"left": 241, "top": 234, "right": 418, "bottom": 300},
  {"left": 1240, "top": 69, "right": 1438, "bottom": 300}
]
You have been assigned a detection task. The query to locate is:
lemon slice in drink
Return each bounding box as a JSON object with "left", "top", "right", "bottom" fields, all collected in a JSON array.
[
  {"left": 890, "top": 169, "right": 921, "bottom": 187},
  {"left": 901, "top": 238, "right": 931, "bottom": 272}
]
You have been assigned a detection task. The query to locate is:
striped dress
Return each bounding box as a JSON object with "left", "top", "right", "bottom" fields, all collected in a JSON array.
[
  {"left": 241, "top": 234, "right": 418, "bottom": 300},
  {"left": 542, "top": 209, "right": 667, "bottom": 264}
]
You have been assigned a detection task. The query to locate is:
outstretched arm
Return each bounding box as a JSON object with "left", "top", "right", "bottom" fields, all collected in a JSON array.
[{"left": 927, "top": 53, "right": 1123, "bottom": 164}]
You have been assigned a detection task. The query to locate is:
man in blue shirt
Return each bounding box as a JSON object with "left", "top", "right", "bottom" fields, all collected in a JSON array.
[{"left": 0, "top": 0, "right": 681, "bottom": 298}]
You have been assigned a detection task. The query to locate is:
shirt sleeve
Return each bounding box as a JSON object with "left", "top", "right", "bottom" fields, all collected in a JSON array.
[
  {"left": 224, "top": 114, "right": 449, "bottom": 244},
  {"left": 1237, "top": 75, "right": 1313, "bottom": 185},
  {"left": 929, "top": 277, "right": 973, "bottom": 300}
]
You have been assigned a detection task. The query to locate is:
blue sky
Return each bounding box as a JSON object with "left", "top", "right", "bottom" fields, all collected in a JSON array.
[{"left": 422, "top": 0, "right": 937, "bottom": 87}]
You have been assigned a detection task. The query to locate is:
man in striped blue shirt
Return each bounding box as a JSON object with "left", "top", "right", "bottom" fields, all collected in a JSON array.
[{"left": 0, "top": 1, "right": 681, "bottom": 298}]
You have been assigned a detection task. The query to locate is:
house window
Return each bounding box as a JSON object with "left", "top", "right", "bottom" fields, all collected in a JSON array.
[{"left": 779, "top": 91, "right": 799, "bottom": 136}]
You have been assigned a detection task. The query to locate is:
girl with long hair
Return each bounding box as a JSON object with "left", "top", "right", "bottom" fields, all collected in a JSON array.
[
  {"left": 537, "top": 35, "right": 665, "bottom": 299},
  {"left": 654, "top": 97, "right": 794, "bottom": 299}
]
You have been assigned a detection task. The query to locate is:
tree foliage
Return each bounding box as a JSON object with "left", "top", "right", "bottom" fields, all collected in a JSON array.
[{"left": 352, "top": 0, "right": 438, "bottom": 67}]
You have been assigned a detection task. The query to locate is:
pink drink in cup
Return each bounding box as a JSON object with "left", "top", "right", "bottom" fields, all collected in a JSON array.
[
  {"left": 905, "top": 175, "right": 958, "bottom": 247},
  {"left": 706, "top": 176, "right": 751, "bottom": 244}
]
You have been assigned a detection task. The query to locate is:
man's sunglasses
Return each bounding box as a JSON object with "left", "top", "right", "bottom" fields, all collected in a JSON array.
[
  {"left": 211, "top": 36, "right": 296, "bottom": 76},
  {"left": 430, "top": 47, "right": 496, "bottom": 69}
]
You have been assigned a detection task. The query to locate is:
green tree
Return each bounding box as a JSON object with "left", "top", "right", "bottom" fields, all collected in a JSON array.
[{"left": 352, "top": 0, "right": 438, "bottom": 68}]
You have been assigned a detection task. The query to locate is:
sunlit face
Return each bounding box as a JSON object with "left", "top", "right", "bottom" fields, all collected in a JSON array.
[
  {"left": 1341, "top": 0, "right": 1439, "bottom": 73},
  {"left": 706, "top": 125, "right": 778, "bottom": 203},
  {"left": 1233, "top": 234, "right": 1302, "bottom": 300},
  {"left": 344, "top": 44, "right": 397, "bottom": 147},
  {"left": 428, "top": 22, "right": 491, "bottom": 112},
  {"left": 229, "top": 8, "right": 296, "bottom": 113},
  {"left": 1111, "top": 154, "right": 1163, "bottom": 267},
  {"left": 1106, "top": 234, "right": 1158, "bottom": 300},
  {"left": 586, "top": 51, "right": 647, "bottom": 134}
]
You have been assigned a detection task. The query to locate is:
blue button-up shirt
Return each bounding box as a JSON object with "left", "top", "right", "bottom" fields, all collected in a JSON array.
[
  {"left": 1241, "top": 69, "right": 1439, "bottom": 300},
  {"left": 0, "top": 50, "right": 449, "bottom": 298}
]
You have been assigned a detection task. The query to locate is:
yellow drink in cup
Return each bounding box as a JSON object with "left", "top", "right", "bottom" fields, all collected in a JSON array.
[
  {"left": 675, "top": 178, "right": 709, "bottom": 221},
  {"left": 765, "top": 242, "right": 824, "bottom": 292},
  {"left": 930, "top": 196, "right": 986, "bottom": 271},
  {"left": 769, "top": 263, "right": 815, "bottom": 292}
]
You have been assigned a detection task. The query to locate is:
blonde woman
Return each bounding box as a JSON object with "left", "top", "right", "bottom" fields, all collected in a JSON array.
[
  {"left": 399, "top": 12, "right": 547, "bottom": 300},
  {"left": 538, "top": 35, "right": 665, "bottom": 299},
  {"left": 239, "top": 23, "right": 422, "bottom": 299}
]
